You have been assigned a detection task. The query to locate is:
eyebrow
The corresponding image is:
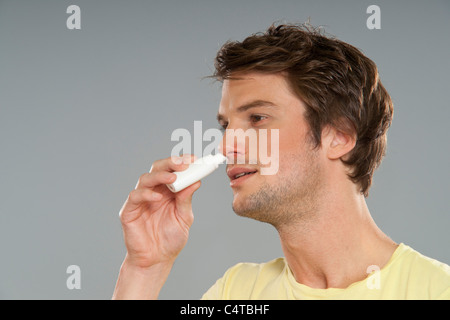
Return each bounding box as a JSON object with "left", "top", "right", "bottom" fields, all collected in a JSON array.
[{"left": 216, "top": 100, "right": 278, "bottom": 123}]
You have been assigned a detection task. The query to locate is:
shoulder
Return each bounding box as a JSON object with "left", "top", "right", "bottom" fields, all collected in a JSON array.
[
  {"left": 391, "top": 244, "right": 450, "bottom": 299},
  {"left": 398, "top": 244, "right": 450, "bottom": 276},
  {"left": 202, "top": 258, "right": 286, "bottom": 300},
  {"left": 226, "top": 257, "right": 286, "bottom": 279}
]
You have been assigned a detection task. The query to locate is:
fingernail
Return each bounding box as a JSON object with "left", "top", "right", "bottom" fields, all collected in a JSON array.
[
  {"left": 182, "top": 154, "right": 193, "bottom": 164},
  {"left": 171, "top": 155, "right": 182, "bottom": 165},
  {"left": 152, "top": 192, "right": 163, "bottom": 200}
]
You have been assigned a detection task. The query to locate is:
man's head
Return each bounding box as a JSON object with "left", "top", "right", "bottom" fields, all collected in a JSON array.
[{"left": 214, "top": 23, "right": 393, "bottom": 226}]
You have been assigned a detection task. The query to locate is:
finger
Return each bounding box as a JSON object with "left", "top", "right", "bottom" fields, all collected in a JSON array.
[
  {"left": 120, "top": 189, "right": 163, "bottom": 223},
  {"left": 135, "top": 171, "right": 177, "bottom": 189},
  {"left": 149, "top": 154, "right": 197, "bottom": 173},
  {"left": 128, "top": 188, "right": 163, "bottom": 205},
  {"left": 170, "top": 154, "right": 197, "bottom": 166}
]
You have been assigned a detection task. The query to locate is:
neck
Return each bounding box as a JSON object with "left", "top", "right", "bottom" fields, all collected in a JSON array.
[{"left": 276, "top": 184, "right": 397, "bottom": 289}]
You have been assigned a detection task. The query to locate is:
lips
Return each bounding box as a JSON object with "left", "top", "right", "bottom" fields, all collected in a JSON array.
[{"left": 227, "top": 167, "right": 258, "bottom": 181}]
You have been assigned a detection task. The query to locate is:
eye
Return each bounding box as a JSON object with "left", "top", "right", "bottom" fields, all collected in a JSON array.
[{"left": 250, "top": 114, "right": 267, "bottom": 125}]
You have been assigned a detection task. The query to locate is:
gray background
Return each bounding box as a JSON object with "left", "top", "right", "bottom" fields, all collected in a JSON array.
[{"left": 0, "top": 0, "right": 448, "bottom": 299}]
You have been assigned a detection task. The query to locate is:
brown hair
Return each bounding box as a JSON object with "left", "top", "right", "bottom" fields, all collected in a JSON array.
[{"left": 213, "top": 23, "right": 393, "bottom": 197}]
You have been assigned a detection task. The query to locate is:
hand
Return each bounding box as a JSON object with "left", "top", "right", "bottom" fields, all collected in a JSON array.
[{"left": 119, "top": 154, "right": 201, "bottom": 269}]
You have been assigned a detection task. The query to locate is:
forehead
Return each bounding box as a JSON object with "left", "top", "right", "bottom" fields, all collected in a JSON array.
[{"left": 218, "top": 72, "right": 297, "bottom": 114}]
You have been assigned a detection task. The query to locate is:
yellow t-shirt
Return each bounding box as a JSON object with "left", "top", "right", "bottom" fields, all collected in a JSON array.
[{"left": 202, "top": 243, "right": 450, "bottom": 299}]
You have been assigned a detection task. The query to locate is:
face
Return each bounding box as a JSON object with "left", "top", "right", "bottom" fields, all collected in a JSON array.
[{"left": 217, "top": 72, "right": 326, "bottom": 228}]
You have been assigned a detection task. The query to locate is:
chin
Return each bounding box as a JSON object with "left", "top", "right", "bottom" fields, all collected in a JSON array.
[
  {"left": 231, "top": 191, "right": 254, "bottom": 216},
  {"left": 230, "top": 185, "right": 276, "bottom": 224},
  {"left": 231, "top": 192, "right": 246, "bottom": 213}
]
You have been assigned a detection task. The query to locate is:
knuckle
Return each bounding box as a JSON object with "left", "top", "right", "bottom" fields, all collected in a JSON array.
[
  {"left": 137, "top": 172, "right": 150, "bottom": 186},
  {"left": 149, "top": 158, "right": 165, "bottom": 172},
  {"left": 139, "top": 172, "right": 150, "bottom": 181},
  {"left": 128, "top": 189, "right": 140, "bottom": 202},
  {"left": 169, "top": 155, "right": 182, "bottom": 165},
  {"left": 143, "top": 189, "right": 157, "bottom": 200}
]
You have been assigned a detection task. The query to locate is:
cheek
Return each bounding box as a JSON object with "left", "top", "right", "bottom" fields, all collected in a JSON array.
[
  {"left": 255, "top": 128, "right": 300, "bottom": 178},
  {"left": 277, "top": 124, "right": 307, "bottom": 155},
  {"left": 274, "top": 124, "right": 319, "bottom": 173}
]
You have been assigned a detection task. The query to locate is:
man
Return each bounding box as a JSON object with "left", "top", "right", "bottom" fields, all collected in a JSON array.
[{"left": 112, "top": 24, "right": 450, "bottom": 299}]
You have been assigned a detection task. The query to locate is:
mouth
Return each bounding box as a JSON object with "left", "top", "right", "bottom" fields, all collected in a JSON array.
[{"left": 227, "top": 167, "right": 258, "bottom": 186}]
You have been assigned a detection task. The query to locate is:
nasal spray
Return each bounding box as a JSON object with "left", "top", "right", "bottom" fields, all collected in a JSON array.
[{"left": 166, "top": 153, "right": 227, "bottom": 193}]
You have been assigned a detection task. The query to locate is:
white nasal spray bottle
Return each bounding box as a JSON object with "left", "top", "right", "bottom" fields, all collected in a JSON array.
[{"left": 166, "top": 153, "right": 227, "bottom": 193}]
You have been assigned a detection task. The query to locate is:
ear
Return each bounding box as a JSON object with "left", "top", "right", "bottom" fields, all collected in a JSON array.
[{"left": 322, "top": 125, "right": 356, "bottom": 161}]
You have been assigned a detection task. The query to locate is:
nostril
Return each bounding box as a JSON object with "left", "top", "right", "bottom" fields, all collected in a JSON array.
[{"left": 226, "top": 151, "right": 247, "bottom": 165}]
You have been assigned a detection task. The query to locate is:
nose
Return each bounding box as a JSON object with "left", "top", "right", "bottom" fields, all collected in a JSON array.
[{"left": 218, "top": 128, "right": 249, "bottom": 165}]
